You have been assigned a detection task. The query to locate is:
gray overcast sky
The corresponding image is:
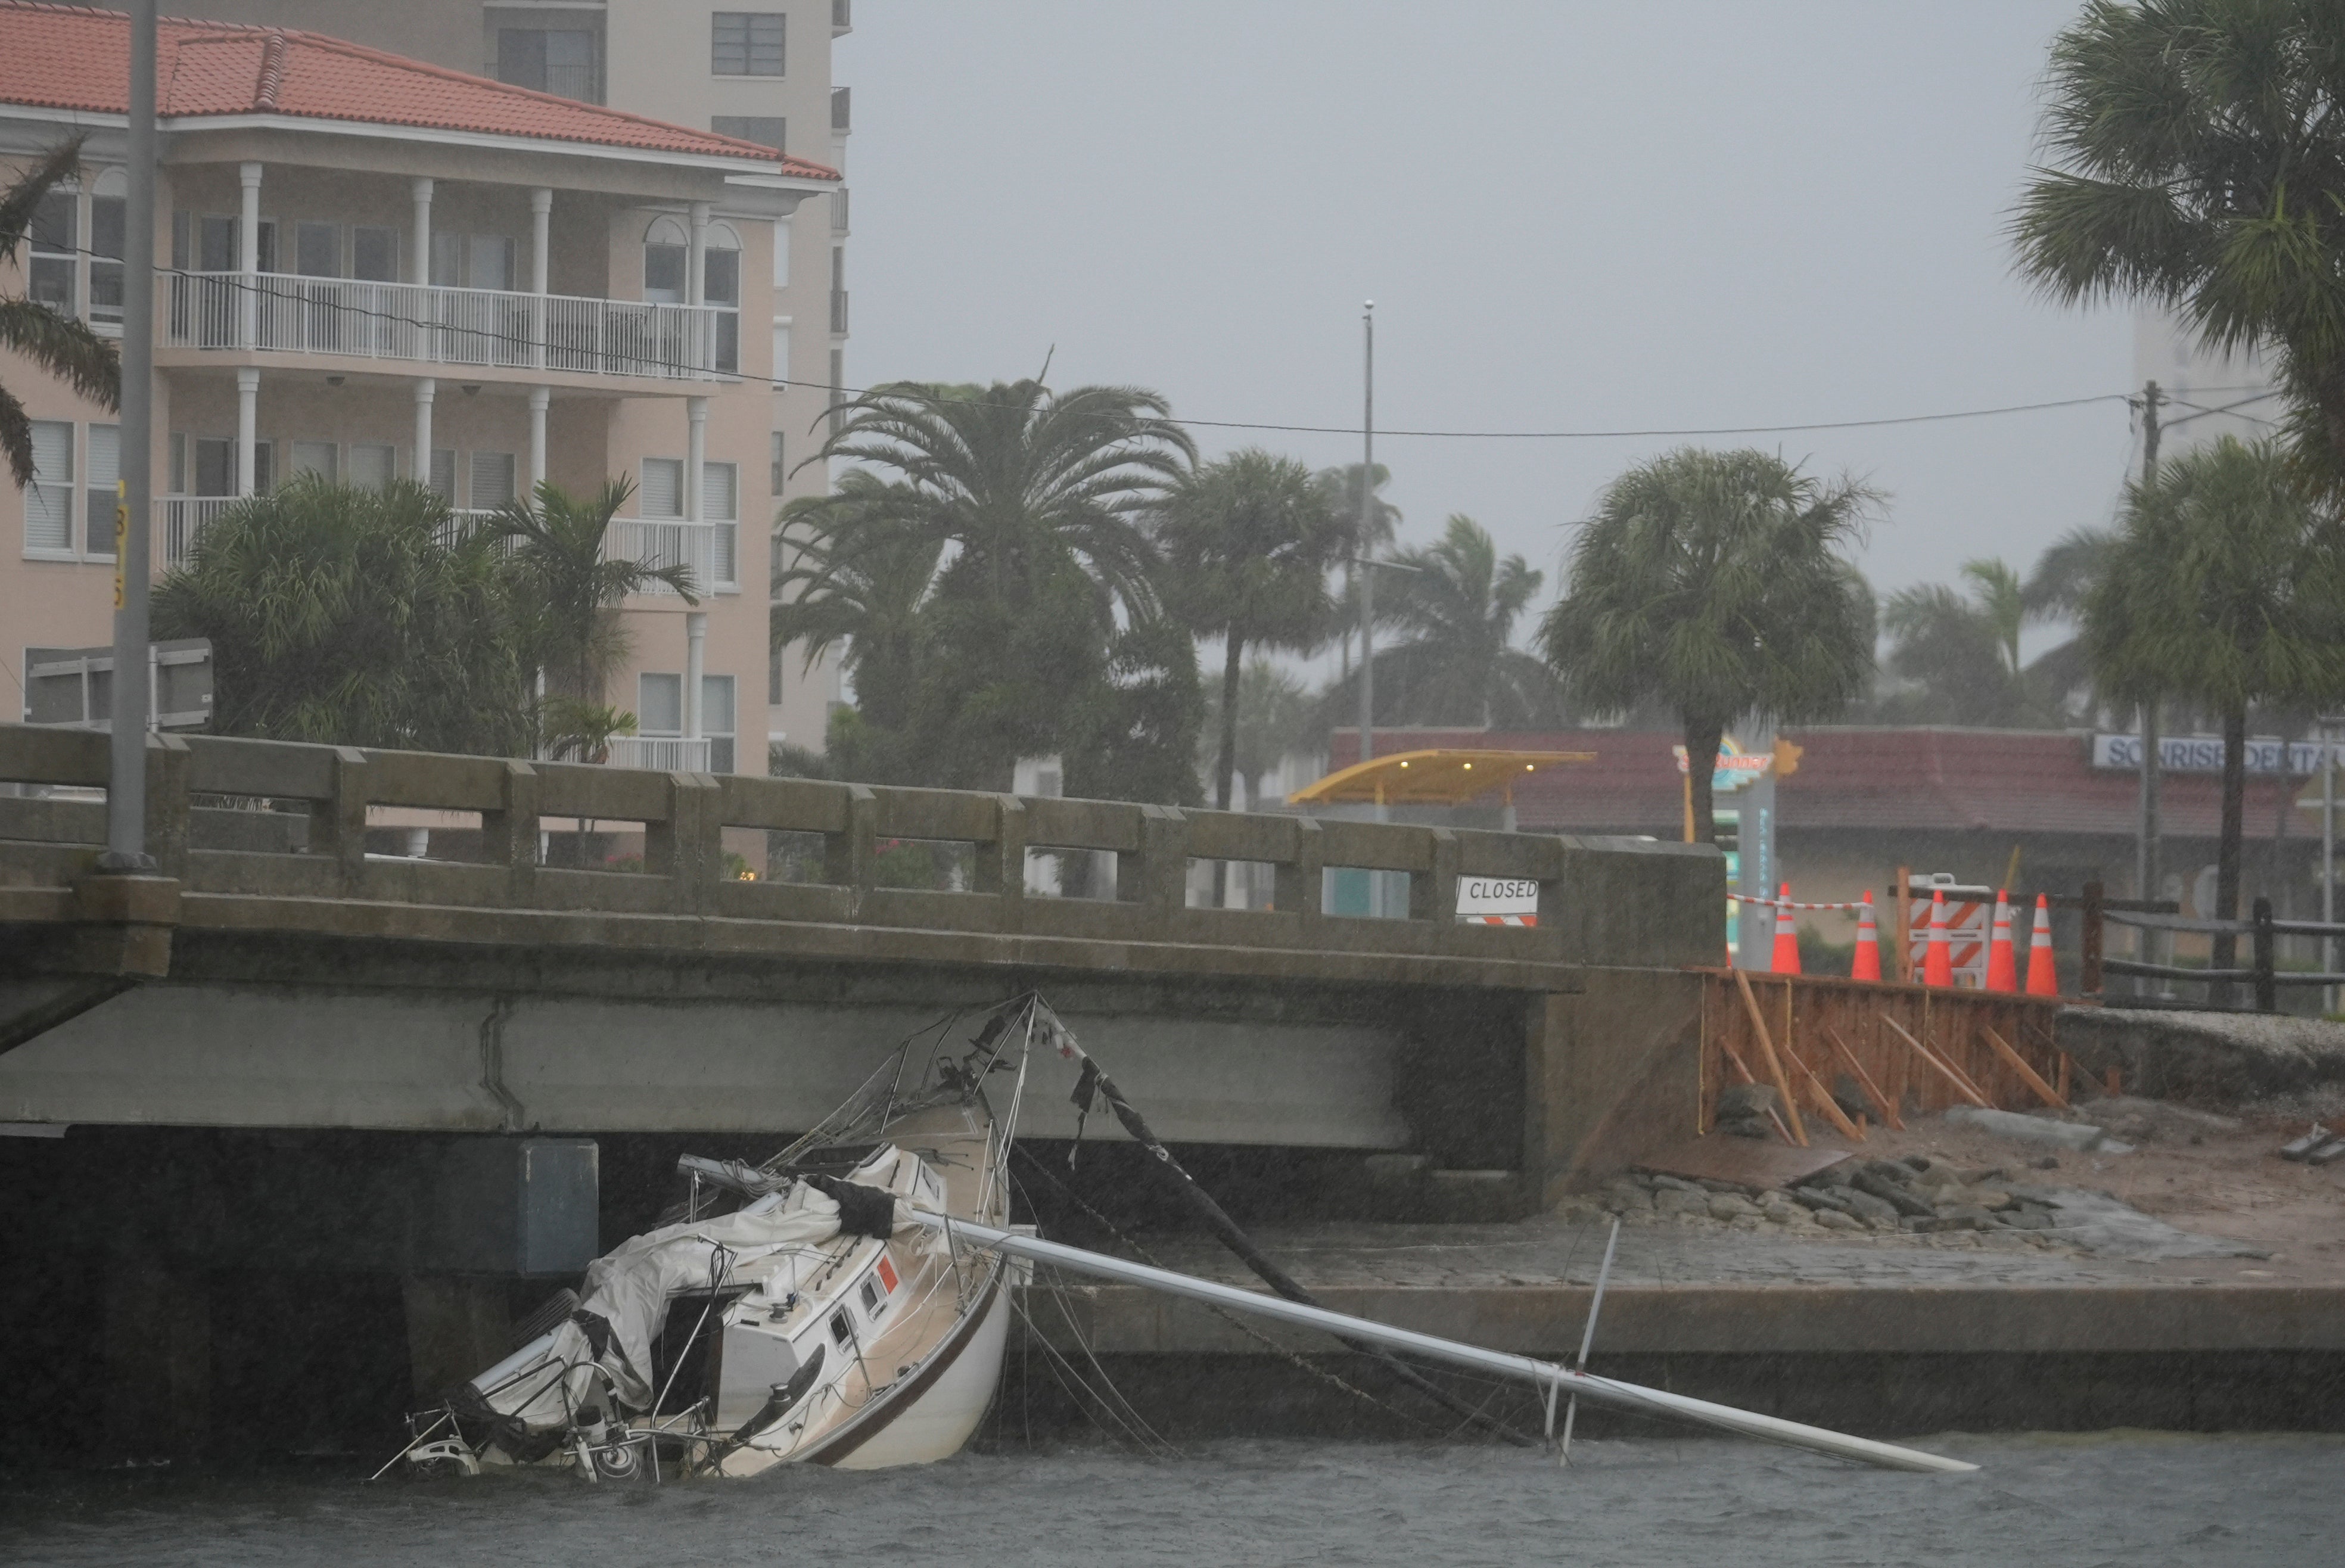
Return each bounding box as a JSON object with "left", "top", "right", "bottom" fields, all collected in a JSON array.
[{"left": 840, "top": 1, "right": 2133, "bottom": 667}]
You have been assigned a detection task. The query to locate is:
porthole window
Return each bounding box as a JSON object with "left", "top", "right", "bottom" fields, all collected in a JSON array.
[
  {"left": 859, "top": 1277, "right": 884, "bottom": 1317},
  {"left": 829, "top": 1309, "right": 851, "bottom": 1345}
]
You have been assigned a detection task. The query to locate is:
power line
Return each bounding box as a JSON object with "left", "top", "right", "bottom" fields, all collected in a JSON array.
[{"left": 66, "top": 260, "right": 2148, "bottom": 441}]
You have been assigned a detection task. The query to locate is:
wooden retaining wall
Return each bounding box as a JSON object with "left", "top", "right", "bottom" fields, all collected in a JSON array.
[{"left": 1693, "top": 968, "right": 2072, "bottom": 1140}]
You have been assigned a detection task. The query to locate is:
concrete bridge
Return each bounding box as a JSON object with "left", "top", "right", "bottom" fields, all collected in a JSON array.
[
  {"left": 2, "top": 721, "right": 1718, "bottom": 1183},
  {"left": 0, "top": 722, "right": 1717, "bottom": 1458}
]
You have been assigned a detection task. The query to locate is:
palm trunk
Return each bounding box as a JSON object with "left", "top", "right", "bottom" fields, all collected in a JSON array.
[
  {"left": 2210, "top": 703, "right": 2247, "bottom": 1007},
  {"left": 1684, "top": 715, "right": 1724, "bottom": 851},
  {"left": 1212, "top": 632, "right": 1245, "bottom": 907}
]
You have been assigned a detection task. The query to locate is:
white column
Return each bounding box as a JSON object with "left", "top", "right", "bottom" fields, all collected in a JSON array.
[
  {"left": 237, "top": 161, "right": 262, "bottom": 347},
  {"left": 410, "top": 178, "right": 434, "bottom": 284},
  {"left": 685, "top": 611, "right": 707, "bottom": 755},
  {"left": 413, "top": 378, "right": 436, "bottom": 491},
  {"left": 234, "top": 368, "right": 260, "bottom": 496},
  {"left": 687, "top": 200, "right": 711, "bottom": 306},
  {"left": 528, "top": 187, "right": 552, "bottom": 371},
  {"left": 527, "top": 385, "right": 550, "bottom": 494},
  {"left": 685, "top": 396, "right": 708, "bottom": 522}
]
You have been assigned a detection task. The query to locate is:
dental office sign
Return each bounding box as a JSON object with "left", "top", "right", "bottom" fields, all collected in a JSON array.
[{"left": 2091, "top": 733, "right": 2338, "bottom": 776}]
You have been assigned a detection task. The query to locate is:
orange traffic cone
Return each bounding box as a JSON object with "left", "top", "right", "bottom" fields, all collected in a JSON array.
[
  {"left": 1851, "top": 891, "right": 1882, "bottom": 981},
  {"left": 1770, "top": 883, "right": 1801, "bottom": 974},
  {"left": 1923, "top": 890, "right": 1954, "bottom": 987},
  {"left": 1985, "top": 889, "right": 2018, "bottom": 992},
  {"left": 2025, "top": 894, "right": 2059, "bottom": 997}
]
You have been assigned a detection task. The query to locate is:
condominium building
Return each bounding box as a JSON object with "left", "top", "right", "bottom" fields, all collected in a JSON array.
[
  {"left": 161, "top": 0, "right": 859, "bottom": 754},
  {"left": 2133, "top": 307, "right": 2284, "bottom": 459},
  {"left": 1, "top": 2, "right": 839, "bottom": 770}
]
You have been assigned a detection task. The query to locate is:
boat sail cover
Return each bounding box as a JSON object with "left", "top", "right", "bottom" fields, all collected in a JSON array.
[{"left": 476, "top": 1172, "right": 916, "bottom": 1433}]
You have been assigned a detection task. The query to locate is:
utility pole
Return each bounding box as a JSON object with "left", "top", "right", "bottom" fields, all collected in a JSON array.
[
  {"left": 2134, "top": 379, "right": 2163, "bottom": 993},
  {"left": 100, "top": 0, "right": 158, "bottom": 872},
  {"left": 1356, "top": 301, "right": 1376, "bottom": 780}
]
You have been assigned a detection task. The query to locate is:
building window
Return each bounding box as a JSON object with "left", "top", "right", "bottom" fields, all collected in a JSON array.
[
  {"left": 713, "top": 115, "right": 786, "bottom": 151},
  {"left": 24, "top": 420, "right": 74, "bottom": 555},
  {"left": 770, "top": 323, "right": 791, "bottom": 387},
  {"left": 29, "top": 191, "right": 76, "bottom": 316},
  {"left": 352, "top": 226, "right": 400, "bottom": 283},
  {"left": 637, "top": 672, "right": 683, "bottom": 737},
  {"left": 770, "top": 431, "right": 785, "bottom": 496},
  {"left": 471, "top": 450, "right": 518, "bottom": 511},
  {"left": 712, "top": 12, "right": 785, "bottom": 76},
  {"left": 294, "top": 221, "right": 341, "bottom": 278},
  {"left": 768, "top": 640, "right": 783, "bottom": 707},
  {"left": 497, "top": 27, "right": 600, "bottom": 102},
  {"left": 831, "top": 85, "right": 850, "bottom": 133},
  {"left": 349, "top": 443, "right": 396, "bottom": 490},
  {"left": 82, "top": 424, "right": 119, "bottom": 557},
  {"left": 705, "top": 460, "right": 739, "bottom": 586},
  {"left": 89, "top": 189, "right": 126, "bottom": 326},
  {"left": 428, "top": 448, "right": 456, "bottom": 502},
  {"left": 290, "top": 440, "right": 337, "bottom": 483},
  {"left": 471, "top": 235, "right": 517, "bottom": 293},
  {"left": 706, "top": 239, "right": 741, "bottom": 374},
  {"left": 639, "top": 457, "right": 685, "bottom": 518},
  {"left": 703, "top": 674, "right": 737, "bottom": 773},
  {"left": 829, "top": 348, "right": 845, "bottom": 438},
  {"left": 772, "top": 216, "right": 791, "bottom": 288}
]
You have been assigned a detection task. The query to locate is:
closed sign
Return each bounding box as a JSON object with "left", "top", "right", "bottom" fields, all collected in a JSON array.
[{"left": 1457, "top": 876, "right": 1540, "bottom": 925}]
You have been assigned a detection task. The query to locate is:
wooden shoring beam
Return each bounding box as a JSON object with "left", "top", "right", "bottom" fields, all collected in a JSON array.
[
  {"left": 1881, "top": 1015, "right": 1992, "bottom": 1109},
  {"left": 1981, "top": 1023, "right": 2067, "bottom": 1111},
  {"left": 1734, "top": 968, "right": 1807, "bottom": 1146},
  {"left": 1823, "top": 1022, "right": 1902, "bottom": 1131},
  {"left": 1786, "top": 1038, "right": 1865, "bottom": 1141}
]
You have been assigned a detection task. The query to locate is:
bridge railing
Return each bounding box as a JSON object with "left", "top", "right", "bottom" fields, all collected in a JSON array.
[{"left": 0, "top": 725, "right": 1720, "bottom": 965}]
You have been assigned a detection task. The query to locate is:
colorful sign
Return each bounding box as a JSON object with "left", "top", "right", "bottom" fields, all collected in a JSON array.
[
  {"left": 1672, "top": 736, "right": 1772, "bottom": 794},
  {"left": 2091, "top": 733, "right": 2338, "bottom": 776}
]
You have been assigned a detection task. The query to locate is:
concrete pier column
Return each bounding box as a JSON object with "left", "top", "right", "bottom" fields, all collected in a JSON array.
[
  {"left": 237, "top": 161, "right": 261, "bottom": 348},
  {"left": 234, "top": 368, "right": 260, "bottom": 497},
  {"left": 413, "top": 378, "right": 435, "bottom": 492},
  {"left": 104, "top": 1255, "right": 210, "bottom": 1461},
  {"left": 527, "top": 386, "right": 550, "bottom": 493},
  {"left": 409, "top": 178, "right": 433, "bottom": 285},
  {"left": 402, "top": 1276, "right": 511, "bottom": 1405}
]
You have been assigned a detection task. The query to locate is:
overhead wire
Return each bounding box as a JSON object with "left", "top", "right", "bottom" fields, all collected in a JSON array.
[{"left": 96, "top": 261, "right": 2161, "bottom": 444}]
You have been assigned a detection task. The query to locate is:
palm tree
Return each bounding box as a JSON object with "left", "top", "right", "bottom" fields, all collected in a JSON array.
[
  {"left": 773, "top": 470, "right": 946, "bottom": 730},
  {"left": 2020, "top": 526, "right": 2119, "bottom": 720},
  {"left": 1340, "top": 514, "right": 1568, "bottom": 729},
  {"left": 801, "top": 378, "right": 1193, "bottom": 619},
  {"left": 151, "top": 475, "right": 531, "bottom": 753},
  {"left": 1200, "top": 657, "right": 1314, "bottom": 805},
  {"left": 1155, "top": 449, "right": 1344, "bottom": 813},
  {"left": 3, "top": 139, "right": 120, "bottom": 486},
  {"left": 1880, "top": 559, "right": 2033, "bottom": 725},
  {"left": 2083, "top": 436, "right": 2345, "bottom": 994},
  {"left": 1540, "top": 448, "right": 1880, "bottom": 846},
  {"left": 1315, "top": 462, "right": 1402, "bottom": 677},
  {"left": 492, "top": 478, "right": 697, "bottom": 755},
  {"left": 2013, "top": 1, "right": 2345, "bottom": 495}
]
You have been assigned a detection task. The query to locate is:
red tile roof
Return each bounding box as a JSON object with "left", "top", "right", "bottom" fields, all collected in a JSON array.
[
  {"left": 0, "top": 3, "right": 839, "bottom": 178},
  {"left": 1329, "top": 726, "right": 2319, "bottom": 841}
]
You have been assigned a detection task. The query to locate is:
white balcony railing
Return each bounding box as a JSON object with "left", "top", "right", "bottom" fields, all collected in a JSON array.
[
  {"left": 154, "top": 499, "right": 503, "bottom": 568},
  {"left": 606, "top": 517, "right": 737, "bottom": 595},
  {"left": 601, "top": 736, "right": 713, "bottom": 771},
  {"left": 161, "top": 271, "right": 740, "bottom": 381}
]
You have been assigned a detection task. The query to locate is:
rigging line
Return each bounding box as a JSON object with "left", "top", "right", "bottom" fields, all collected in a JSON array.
[{"left": 117, "top": 266, "right": 2138, "bottom": 442}]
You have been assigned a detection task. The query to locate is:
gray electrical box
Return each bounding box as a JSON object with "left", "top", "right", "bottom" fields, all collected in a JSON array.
[{"left": 23, "top": 639, "right": 212, "bottom": 730}]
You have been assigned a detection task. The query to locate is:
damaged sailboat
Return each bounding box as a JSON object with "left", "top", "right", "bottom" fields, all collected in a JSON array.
[{"left": 400, "top": 997, "right": 1034, "bottom": 1479}]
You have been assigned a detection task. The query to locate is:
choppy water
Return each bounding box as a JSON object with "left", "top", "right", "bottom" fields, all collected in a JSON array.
[{"left": 5, "top": 1435, "right": 2338, "bottom": 1567}]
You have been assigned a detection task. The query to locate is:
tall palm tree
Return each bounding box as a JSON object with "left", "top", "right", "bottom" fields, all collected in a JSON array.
[
  {"left": 1200, "top": 657, "right": 1314, "bottom": 804},
  {"left": 492, "top": 477, "right": 698, "bottom": 754},
  {"left": 2020, "top": 525, "right": 2119, "bottom": 720},
  {"left": 800, "top": 378, "right": 1193, "bottom": 620},
  {"left": 2013, "top": 1, "right": 2345, "bottom": 495},
  {"left": 152, "top": 476, "right": 531, "bottom": 754},
  {"left": 1333, "top": 514, "right": 1568, "bottom": 729},
  {"left": 1155, "top": 449, "right": 1345, "bottom": 814},
  {"left": 2084, "top": 436, "right": 2345, "bottom": 993},
  {"left": 1541, "top": 448, "right": 1880, "bottom": 846},
  {"left": 2, "top": 139, "right": 120, "bottom": 486},
  {"left": 1315, "top": 461, "right": 1402, "bottom": 677},
  {"left": 773, "top": 470, "right": 946, "bottom": 729},
  {"left": 1880, "top": 559, "right": 2033, "bottom": 725}
]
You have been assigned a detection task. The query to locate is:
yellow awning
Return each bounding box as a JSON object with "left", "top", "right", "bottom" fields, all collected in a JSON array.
[{"left": 1286, "top": 748, "right": 1597, "bottom": 807}]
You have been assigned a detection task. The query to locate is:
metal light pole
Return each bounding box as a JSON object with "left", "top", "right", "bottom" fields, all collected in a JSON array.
[
  {"left": 1355, "top": 301, "right": 1375, "bottom": 774},
  {"left": 100, "top": 0, "right": 158, "bottom": 872},
  {"left": 2325, "top": 715, "right": 2339, "bottom": 1016}
]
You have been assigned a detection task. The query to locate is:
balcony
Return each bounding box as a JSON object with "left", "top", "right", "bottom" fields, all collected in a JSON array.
[
  {"left": 829, "top": 289, "right": 850, "bottom": 335},
  {"left": 155, "top": 498, "right": 503, "bottom": 569},
  {"left": 161, "top": 272, "right": 739, "bottom": 382},
  {"left": 605, "top": 517, "right": 738, "bottom": 595},
  {"left": 832, "top": 0, "right": 852, "bottom": 36},
  {"left": 600, "top": 735, "right": 713, "bottom": 771}
]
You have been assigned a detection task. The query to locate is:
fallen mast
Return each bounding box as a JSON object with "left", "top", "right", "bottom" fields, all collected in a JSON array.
[{"left": 915, "top": 1213, "right": 1979, "bottom": 1476}]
